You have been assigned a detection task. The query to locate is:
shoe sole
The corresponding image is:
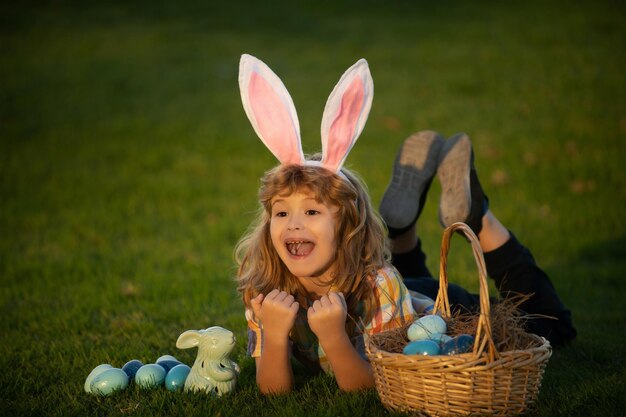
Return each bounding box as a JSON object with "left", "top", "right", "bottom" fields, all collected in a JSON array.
[
  {"left": 379, "top": 130, "right": 444, "bottom": 229},
  {"left": 437, "top": 133, "right": 472, "bottom": 227}
]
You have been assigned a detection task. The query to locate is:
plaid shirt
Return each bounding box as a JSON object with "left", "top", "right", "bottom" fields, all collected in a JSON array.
[{"left": 245, "top": 265, "right": 426, "bottom": 373}]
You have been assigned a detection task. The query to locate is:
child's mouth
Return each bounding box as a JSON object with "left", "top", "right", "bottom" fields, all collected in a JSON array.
[{"left": 286, "top": 240, "right": 314, "bottom": 256}]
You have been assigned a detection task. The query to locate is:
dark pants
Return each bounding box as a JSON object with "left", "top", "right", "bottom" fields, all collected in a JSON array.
[{"left": 393, "top": 233, "right": 577, "bottom": 346}]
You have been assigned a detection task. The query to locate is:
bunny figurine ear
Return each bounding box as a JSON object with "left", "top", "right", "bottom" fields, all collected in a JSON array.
[
  {"left": 320, "top": 59, "right": 374, "bottom": 172},
  {"left": 176, "top": 330, "right": 201, "bottom": 349},
  {"left": 239, "top": 54, "right": 304, "bottom": 166}
]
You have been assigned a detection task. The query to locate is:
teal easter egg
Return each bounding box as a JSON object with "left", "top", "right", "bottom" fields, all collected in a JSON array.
[
  {"left": 441, "top": 334, "right": 475, "bottom": 355},
  {"left": 84, "top": 364, "right": 113, "bottom": 393},
  {"left": 122, "top": 359, "right": 144, "bottom": 379},
  {"left": 407, "top": 315, "right": 447, "bottom": 341},
  {"left": 135, "top": 364, "right": 166, "bottom": 389},
  {"left": 157, "top": 359, "right": 181, "bottom": 372},
  {"left": 402, "top": 340, "right": 441, "bottom": 356},
  {"left": 90, "top": 368, "right": 129, "bottom": 396},
  {"left": 165, "top": 364, "right": 191, "bottom": 392}
]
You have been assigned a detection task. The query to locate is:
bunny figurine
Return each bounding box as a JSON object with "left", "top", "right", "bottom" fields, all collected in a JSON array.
[{"left": 176, "top": 326, "right": 240, "bottom": 396}]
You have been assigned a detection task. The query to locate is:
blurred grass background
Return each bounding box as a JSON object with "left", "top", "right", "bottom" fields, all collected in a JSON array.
[{"left": 1, "top": 0, "right": 625, "bottom": 416}]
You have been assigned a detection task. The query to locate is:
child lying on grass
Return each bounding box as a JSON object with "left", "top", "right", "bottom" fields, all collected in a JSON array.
[{"left": 234, "top": 54, "right": 576, "bottom": 394}]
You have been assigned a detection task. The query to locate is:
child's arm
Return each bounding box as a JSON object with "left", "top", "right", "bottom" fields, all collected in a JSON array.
[
  {"left": 250, "top": 290, "right": 300, "bottom": 394},
  {"left": 307, "top": 292, "right": 374, "bottom": 391}
]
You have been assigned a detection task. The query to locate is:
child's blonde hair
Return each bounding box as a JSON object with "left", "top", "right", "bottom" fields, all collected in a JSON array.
[{"left": 235, "top": 160, "right": 390, "bottom": 327}]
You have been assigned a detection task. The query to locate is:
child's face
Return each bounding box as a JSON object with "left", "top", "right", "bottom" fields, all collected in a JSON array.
[{"left": 270, "top": 189, "right": 339, "bottom": 288}]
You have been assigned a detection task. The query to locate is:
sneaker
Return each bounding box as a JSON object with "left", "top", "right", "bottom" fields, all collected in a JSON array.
[
  {"left": 437, "top": 133, "right": 488, "bottom": 234},
  {"left": 379, "top": 130, "right": 444, "bottom": 236}
]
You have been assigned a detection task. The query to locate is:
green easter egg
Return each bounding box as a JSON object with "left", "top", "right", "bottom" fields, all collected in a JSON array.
[
  {"left": 135, "top": 364, "right": 166, "bottom": 389},
  {"left": 407, "top": 315, "right": 447, "bottom": 341},
  {"left": 84, "top": 364, "right": 113, "bottom": 393},
  {"left": 90, "top": 368, "right": 129, "bottom": 396}
]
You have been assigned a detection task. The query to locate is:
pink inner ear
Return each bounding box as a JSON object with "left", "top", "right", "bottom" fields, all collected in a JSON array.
[
  {"left": 249, "top": 72, "right": 301, "bottom": 165},
  {"left": 326, "top": 76, "right": 364, "bottom": 170}
]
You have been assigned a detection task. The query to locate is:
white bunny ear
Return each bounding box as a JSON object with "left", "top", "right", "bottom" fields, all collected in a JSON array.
[
  {"left": 239, "top": 54, "right": 304, "bottom": 166},
  {"left": 320, "top": 59, "right": 373, "bottom": 172}
]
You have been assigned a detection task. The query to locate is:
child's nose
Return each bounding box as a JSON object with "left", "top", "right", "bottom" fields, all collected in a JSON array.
[{"left": 287, "top": 214, "right": 303, "bottom": 230}]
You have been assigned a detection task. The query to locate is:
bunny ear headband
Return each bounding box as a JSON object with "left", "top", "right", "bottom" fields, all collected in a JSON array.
[{"left": 238, "top": 54, "right": 374, "bottom": 176}]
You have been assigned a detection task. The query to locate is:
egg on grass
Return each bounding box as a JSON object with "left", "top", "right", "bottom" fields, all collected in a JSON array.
[{"left": 135, "top": 364, "right": 167, "bottom": 389}]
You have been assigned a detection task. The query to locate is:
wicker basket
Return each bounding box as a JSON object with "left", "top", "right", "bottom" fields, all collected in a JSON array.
[{"left": 367, "top": 222, "right": 552, "bottom": 416}]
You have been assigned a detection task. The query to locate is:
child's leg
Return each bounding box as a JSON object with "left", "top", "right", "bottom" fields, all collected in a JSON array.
[
  {"left": 391, "top": 225, "right": 482, "bottom": 310},
  {"left": 380, "top": 130, "right": 444, "bottom": 238},
  {"left": 381, "top": 131, "right": 481, "bottom": 309},
  {"left": 478, "top": 212, "right": 577, "bottom": 345},
  {"left": 438, "top": 134, "right": 577, "bottom": 346},
  {"left": 380, "top": 130, "right": 442, "bottom": 278}
]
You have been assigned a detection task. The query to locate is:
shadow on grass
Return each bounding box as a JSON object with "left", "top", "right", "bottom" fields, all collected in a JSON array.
[{"left": 537, "top": 235, "right": 626, "bottom": 417}]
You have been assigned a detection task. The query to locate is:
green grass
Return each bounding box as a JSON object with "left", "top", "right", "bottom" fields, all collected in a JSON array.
[{"left": 2, "top": 1, "right": 626, "bottom": 416}]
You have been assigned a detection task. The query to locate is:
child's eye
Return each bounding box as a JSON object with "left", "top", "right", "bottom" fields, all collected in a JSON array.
[
  {"left": 305, "top": 209, "right": 320, "bottom": 215},
  {"left": 274, "top": 211, "right": 287, "bottom": 217}
]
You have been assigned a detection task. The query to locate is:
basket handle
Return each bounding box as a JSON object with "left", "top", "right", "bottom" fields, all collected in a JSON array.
[{"left": 433, "top": 222, "right": 499, "bottom": 361}]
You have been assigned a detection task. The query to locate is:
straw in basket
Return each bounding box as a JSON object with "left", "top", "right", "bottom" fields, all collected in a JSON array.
[{"left": 366, "top": 222, "right": 552, "bottom": 416}]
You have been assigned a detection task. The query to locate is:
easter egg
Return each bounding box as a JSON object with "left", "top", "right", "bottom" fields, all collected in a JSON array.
[
  {"left": 407, "top": 315, "right": 447, "bottom": 341},
  {"left": 157, "top": 359, "right": 181, "bottom": 372},
  {"left": 156, "top": 355, "right": 178, "bottom": 363},
  {"left": 135, "top": 364, "right": 167, "bottom": 389},
  {"left": 429, "top": 332, "right": 453, "bottom": 345},
  {"left": 441, "top": 334, "right": 475, "bottom": 355},
  {"left": 90, "top": 368, "right": 129, "bottom": 396},
  {"left": 402, "top": 340, "right": 441, "bottom": 356},
  {"left": 165, "top": 364, "right": 191, "bottom": 392},
  {"left": 84, "top": 364, "right": 113, "bottom": 393},
  {"left": 122, "top": 359, "right": 144, "bottom": 379}
]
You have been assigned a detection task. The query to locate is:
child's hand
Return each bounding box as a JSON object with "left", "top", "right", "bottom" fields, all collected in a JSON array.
[
  {"left": 307, "top": 292, "right": 347, "bottom": 342},
  {"left": 251, "top": 289, "right": 300, "bottom": 338}
]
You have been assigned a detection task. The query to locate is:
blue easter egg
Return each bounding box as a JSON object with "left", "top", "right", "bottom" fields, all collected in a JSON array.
[
  {"left": 428, "top": 332, "right": 453, "bottom": 345},
  {"left": 165, "top": 364, "right": 191, "bottom": 392},
  {"left": 90, "top": 368, "right": 129, "bottom": 396},
  {"left": 441, "top": 334, "right": 475, "bottom": 355},
  {"left": 156, "top": 355, "right": 178, "bottom": 363},
  {"left": 135, "top": 364, "right": 166, "bottom": 389},
  {"left": 84, "top": 364, "right": 113, "bottom": 393},
  {"left": 157, "top": 359, "right": 181, "bottom": 372},
  {"left": 407, "top": 315, "right": 447, "bottom": 341},
  {"left": 403, "top": 340, "right": 441, "bottom": 356},
  {"left": 122, "top": 359, "right": 144, "bottom": 379}
]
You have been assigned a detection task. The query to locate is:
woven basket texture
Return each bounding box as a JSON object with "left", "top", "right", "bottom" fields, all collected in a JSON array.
[{"left": 367, "top": 223, "right": 552, "bottom": 416}]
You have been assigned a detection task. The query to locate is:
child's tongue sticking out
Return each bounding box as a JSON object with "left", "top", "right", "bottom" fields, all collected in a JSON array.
[{"left": 287, "top": 241, "right": 314, "bottom": 256}]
